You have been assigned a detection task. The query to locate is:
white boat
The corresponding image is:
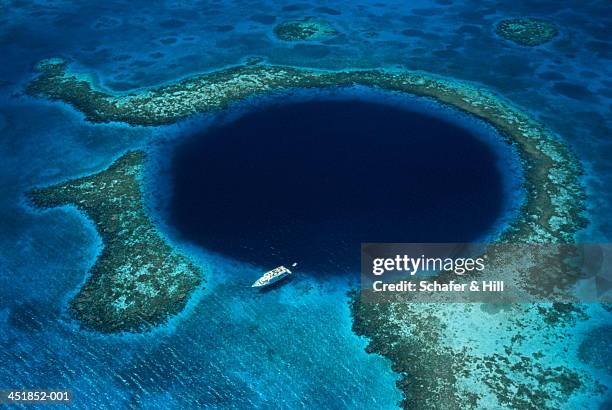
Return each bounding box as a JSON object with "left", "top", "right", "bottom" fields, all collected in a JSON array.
[{"left": 252, "top": 263, "right": 297, "bottom": 288}]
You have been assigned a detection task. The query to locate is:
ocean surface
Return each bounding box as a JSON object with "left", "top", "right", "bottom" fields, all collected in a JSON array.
[{"left": 0, "top": 0, "right": 610, "bottom": 408}]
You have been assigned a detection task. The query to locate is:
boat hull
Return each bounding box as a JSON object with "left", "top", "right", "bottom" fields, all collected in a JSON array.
[{"left": 251, "top": 266, "right": 292, "bottom": 287}]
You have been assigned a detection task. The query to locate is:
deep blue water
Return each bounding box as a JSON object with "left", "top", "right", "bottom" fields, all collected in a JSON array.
[
  {"left": 170, "top": 99, "right": 504, "bottom": 272},
  {"left": 1, "top": 0, "right": 611, "bottom": 408}
]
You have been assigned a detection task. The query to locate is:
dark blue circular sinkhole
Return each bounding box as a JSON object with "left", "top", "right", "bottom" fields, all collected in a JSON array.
[{"left": 169, "top": 99, "right": 507, "bottom": 273}]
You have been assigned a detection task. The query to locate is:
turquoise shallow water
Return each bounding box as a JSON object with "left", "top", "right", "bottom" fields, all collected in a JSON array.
[{"left": 1, "top": 0, "right": 611, "bottom": 408}]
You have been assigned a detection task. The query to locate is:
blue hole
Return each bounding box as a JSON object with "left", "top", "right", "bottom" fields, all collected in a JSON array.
[{"left": 169, "top": 99, "right": 509, "bottom": 273}]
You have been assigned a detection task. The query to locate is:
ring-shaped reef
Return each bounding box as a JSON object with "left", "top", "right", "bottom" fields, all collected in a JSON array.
[
  {"left": 273, "top": 17, "right": 338, "bottom": 41},
  {"left": 495, "top": 18, "right": 558, "bottom": 46},
  {"left": 28, "top": 58, "right": 599, "bottom": 409}
]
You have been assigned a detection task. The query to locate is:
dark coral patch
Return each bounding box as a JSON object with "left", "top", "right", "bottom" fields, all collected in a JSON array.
[
  {"left": 282, "top": 4, "right": 309, "bottom": 12},
  {"left": 249, "top": 14, "right": 276, "bottom": 25},
  {"left": 401, "top": 29, "right": 439, "bottom": 40},
  {"left": 313, "top": 6, "right": 341, "bottom": 15},
  {"left": 578, "top": 325, "right": 612, "bottom": 374},
  {"left": 212, "top": 24, "right": 234, "bottom": 32},
  {"left": 159, "top": 37, "right": 177, "bottom": 45},
  {"left": 112, "top": 54, "right": 131, "bottom": 62},
  {"left": 584, "top": 40, "right": 612, "bottom": 59},
  {"left": 538, "top": 71, "right": 565, "bottom": 81},
  {"left": 552, "top": 82, "right": 595, "bottom": 100},
  {"left": 457, "top": 25, "right": 481, "bottom": 35},
  {"left": 158, "top": 18, "right": 185, "bottom": 29},
  {"left": 8, "top": 303, "right": 53, "bottom": 333}
]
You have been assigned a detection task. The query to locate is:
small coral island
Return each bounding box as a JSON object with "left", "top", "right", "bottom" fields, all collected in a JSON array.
[
  {"left": 27, "top": 58, "right": 600, "bottom": 407},
  {"left": 29, "top": 151, "right": 202, "bottom": 333},
  {"left": 496, "top": 18, "right": 558, "bottom": 46},
  {"left": 273, "top": 17, "right": 337, "bottom": 41}
]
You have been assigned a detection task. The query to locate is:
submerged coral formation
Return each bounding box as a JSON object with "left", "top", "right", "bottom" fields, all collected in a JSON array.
[
  {"left": 496, "top": 18, "right": 558, "bottom": 46},
  {"left": 29, "top": 151, "right": 203, "bottom": 333},
  {"left": 27, "top": 59, "right": 596, "bottom": 407},
  {"left": 351, "top": 297, "right": 605, "bottom": 409},
  {"left": 273, "top": 17, "right": 337, "bottom": 41}
]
